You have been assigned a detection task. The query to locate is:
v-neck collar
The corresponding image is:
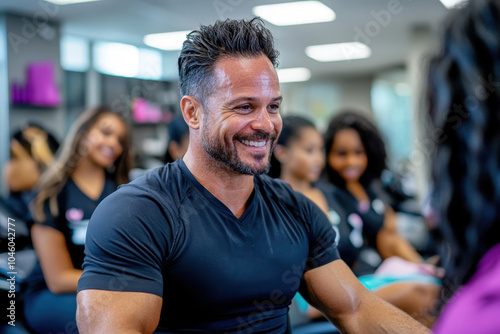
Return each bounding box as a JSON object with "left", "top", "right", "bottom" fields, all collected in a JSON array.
[
  {"left": 178, "top": 159, "right": 257, "bottom": 223},
  {"left": 68, "top": 177, "right": 109, "bottom": 203}
]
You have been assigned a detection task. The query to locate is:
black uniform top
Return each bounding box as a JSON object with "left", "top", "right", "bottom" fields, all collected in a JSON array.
[
  {"left": 25, "top": 176, "right": 117, "bottom": 294},
  {"left": 316, "top": 181, "right": 386, "bottom": 276}
]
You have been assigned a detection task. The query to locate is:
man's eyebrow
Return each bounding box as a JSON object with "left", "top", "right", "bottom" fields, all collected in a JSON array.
[{"left": 227, "top": 96, "right": 283, "bottom": 105}]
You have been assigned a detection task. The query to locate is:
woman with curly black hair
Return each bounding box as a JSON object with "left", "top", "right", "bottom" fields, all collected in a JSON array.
[
  {"left": 323, "top": 111, "right": 387, "bottom": 192},
  {"left": 427, "top": 0, "right": 500, "bottom": 332},
  {"left": 322, "top": 110, "right": 426, "bottom": 267},
  {"left": 319, "top": 110, "right": 441, "bottom": 326}
]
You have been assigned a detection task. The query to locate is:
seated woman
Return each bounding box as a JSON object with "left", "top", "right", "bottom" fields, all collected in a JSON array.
[
  {"left": 23, "top": 106, "right": 133, "bottom": 334},
  {"left": 271, "top": 114, "right": 441, "bottom": 327}
]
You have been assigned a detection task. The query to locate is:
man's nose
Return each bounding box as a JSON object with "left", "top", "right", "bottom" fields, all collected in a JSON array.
[{"left": 251, "top": 108, "right": 274, "bottom": 133}]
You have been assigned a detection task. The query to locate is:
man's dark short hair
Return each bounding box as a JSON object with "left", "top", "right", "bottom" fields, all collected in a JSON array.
[{"left": 178, "top": 17, "right": 279, "bottom": 103}]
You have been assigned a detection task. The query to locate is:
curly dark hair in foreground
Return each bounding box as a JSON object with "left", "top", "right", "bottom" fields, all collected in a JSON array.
[
  {"left": 427, "top": 0, "right": 500, "bottom": 299},
  {"left": 323, "top": 110, "right": 387, "bottom": 188},
  {"left": 178, "top": 17, "right": 279, "bottom": 104}
]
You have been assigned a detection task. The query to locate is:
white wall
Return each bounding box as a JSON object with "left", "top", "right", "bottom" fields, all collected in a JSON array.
[{"left": 280, "top": 75, "right": 374, "bottom": 132}]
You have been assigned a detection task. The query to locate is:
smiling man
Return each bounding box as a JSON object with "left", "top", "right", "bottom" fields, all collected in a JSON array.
[
  {"left": 76, "top": 18, "right": 429, "bottom": 334},
  {"left": 197, "top": 55, "right": 282, "bottom": 177}
]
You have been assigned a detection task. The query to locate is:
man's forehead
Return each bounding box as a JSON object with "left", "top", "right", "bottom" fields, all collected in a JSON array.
[
  {"left": 214, "top": 55, "right": 276, "bottom": 74},
  {"left": 212, "top": 56, "right": 279, "bottom": 88}
]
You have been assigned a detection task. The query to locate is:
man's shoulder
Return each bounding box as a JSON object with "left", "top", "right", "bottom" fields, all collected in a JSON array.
[
  {"left": 100, "top": 161, "right": 189, "bottom": 213},
  {"left": 256, "top": 174, "right": 294, "bottom": 195},
  {"left": 256, "top": 174, "right": 310, "bottom": 208},
  {"left": 124, "top": 161, "right": 186, "bottom": 194}
]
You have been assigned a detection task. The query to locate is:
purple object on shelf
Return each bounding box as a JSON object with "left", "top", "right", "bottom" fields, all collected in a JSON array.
[
  {"left": 25, "top": 61, "right": 60, "bottom": 107},
  {"left": 11, "top": 61, "right": 61, "bottom": 107},
  {"left": 11, "top": 82, "right": 21, "bottom": 104}
]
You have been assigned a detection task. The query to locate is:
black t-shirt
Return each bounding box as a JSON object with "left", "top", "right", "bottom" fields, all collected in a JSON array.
[
  {"left": 78, "top": 159, "right": 339, "bottom": 333},
  {"left": 25, "top": 176, "right": 117, "bottom": 294},
  {"left": 316, "top": 181, "right": 386, "bottom": 275}
]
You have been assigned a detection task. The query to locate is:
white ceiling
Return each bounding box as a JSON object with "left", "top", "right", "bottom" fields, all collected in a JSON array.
[{"left": 0, "top": 0, "right": 451, "bottom": 79}]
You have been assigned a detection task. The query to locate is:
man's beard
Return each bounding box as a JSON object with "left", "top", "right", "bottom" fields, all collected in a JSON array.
[{"left": 201, "top": 128, "right": 277, "bottom": 175}]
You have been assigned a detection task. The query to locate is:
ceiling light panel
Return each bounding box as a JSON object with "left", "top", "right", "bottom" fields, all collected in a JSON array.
[
  {"left": 144, "top": 30, "right": 191, "bottom": 51},
  {"left": 278, "top": 67, "right": 311, "bottom": 83},
  {"left": 253, "top": 1, "right": 335, "bottom": 26},
  {"left": 43, "top": 0, "right": 100, "bottom": 5},
  {"left": 306, "top": 42, "right": 372, "bottom": 62},
  {"left": 438, "top": 0, "right": 468, "bottom": 8}
]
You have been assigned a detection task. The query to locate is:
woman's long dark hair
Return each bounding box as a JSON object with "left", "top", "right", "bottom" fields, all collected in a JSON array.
[
  {"left": 427, "top": 0, "right": 500, "bottom": 299},
  {"left": 323, "top": 110, "right": 387, "bottom": 188}
]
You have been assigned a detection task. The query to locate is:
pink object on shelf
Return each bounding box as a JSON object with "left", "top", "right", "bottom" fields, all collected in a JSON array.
[
  {"left": 132, "top": 98, "right": 164, "bottom": 123},
  {"left": 132, "top": 98, "right": 149, "bottom": 122},
  {"left": 148, "top": 103, "right": 162, "bottom": 123}
]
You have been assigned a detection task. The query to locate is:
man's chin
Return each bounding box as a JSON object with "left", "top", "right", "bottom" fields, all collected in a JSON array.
[
  {"left": 248, "top": 162, "right": 271, "bottom": 175},
  {"left": 229, "top": 159, "right": 270, "bottom": 175}
]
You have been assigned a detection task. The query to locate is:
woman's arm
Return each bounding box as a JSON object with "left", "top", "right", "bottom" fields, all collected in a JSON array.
[
  {"left": 376, "top": 206, "right": 423, "bottom": 263},
  {"left": 31, "top": 224, "right": 83, "bottom": 294}
]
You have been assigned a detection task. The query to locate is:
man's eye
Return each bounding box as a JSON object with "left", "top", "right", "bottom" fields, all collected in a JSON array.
[{"left": 236, "top": 105, "right": 252, "bottom": 112}]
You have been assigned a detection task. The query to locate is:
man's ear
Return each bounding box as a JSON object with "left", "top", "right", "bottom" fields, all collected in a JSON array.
[{"left": 180, "top": 95, "right": 201, "bottom": 130}]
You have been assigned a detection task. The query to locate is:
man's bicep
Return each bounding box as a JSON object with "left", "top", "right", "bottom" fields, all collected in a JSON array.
[
  {"left": 300, "top": 259, "right": 370, "bottom": 329},
  {"left": 79, "top": 191, "right": 172, "bottom": 296},
  {"left": 77, "top": 289, "right": 162, "bottom": 334}
]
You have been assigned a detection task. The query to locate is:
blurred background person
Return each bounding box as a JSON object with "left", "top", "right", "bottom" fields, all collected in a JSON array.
[
  {"left": 23, "top": 106, "right": 133, "bottom": 334},
  {"left": 426, "top": 0, "right": 500, "bottom": 332},
  {"left": 3, "top": 123, "right": 59, "bottom": 221},
  {"left": 269, "top": 115, "right": 328, "bottom": 213},
  {"left": 162, "top": 115, "right": 190, "bottom": 164},
  {"left": 320, "top": 111, "right": 441, "bottom": 326}
]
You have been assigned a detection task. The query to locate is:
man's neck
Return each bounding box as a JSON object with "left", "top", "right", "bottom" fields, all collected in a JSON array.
[{"left": 183, "top": 151, "right": 255, "bottom": 218}]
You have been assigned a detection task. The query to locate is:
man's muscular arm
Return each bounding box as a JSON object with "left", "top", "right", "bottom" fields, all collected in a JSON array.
[
  {"left": 301, "top": 259, "right": 430, "bottom": 334},
  {"left": 77, "top": 290, "right": 162, "bottom": 334}
]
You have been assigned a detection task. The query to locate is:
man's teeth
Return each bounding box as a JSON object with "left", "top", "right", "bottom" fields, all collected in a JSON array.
[{"left": 241, "top": 140, "right": 266, "bottom": 147}]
